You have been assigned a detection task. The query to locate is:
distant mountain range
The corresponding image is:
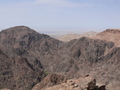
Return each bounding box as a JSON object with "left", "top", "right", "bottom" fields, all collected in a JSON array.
[
  {"left": 55, "top": 31, "right": 97, "bottom": 42},
  {"left": 0, "top": 26, "right": 120, "bottom": 90}
]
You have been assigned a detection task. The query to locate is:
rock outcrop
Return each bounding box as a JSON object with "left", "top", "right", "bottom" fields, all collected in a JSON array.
[
  {"left": 37, "top": 75, "right": 106, "bottom": 90},
  {"left": 32, "top": 74, "right": 65, "bottom": 90}
]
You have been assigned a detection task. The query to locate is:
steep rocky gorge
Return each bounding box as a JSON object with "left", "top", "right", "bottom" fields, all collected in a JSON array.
[{"left": 0, "top": 26, "right": 120, "bottom": 90}]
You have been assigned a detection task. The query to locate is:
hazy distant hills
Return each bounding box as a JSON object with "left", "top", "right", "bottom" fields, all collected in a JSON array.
[
  {"left": 55, "top": 31, "right": 97, "bottom": 42},
  {"left": 0, "top": 26, "right": 120, "bottom": 90}
]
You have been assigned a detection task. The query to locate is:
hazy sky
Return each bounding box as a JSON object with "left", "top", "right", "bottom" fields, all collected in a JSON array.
[{"left": 0, "top": 0, "right": 120, "bottom": 34}]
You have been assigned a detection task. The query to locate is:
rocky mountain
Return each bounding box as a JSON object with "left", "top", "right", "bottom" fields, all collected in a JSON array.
[
  {"left": 0, "top": 26, "right": 59, "bottom": 90},
  {"left": 56, "top": 31, "right": 97, "bottom": 42},
  {"left": 0, "top": 26, "right": 120, "bottom": 90}
]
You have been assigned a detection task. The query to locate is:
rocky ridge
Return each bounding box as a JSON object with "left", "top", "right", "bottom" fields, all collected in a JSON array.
[
  {"left": 0, "top": 26, "right": 120, "bottom": 90},
  {"left": 91, "top": 29, "right": 120, "bottom": 47}
]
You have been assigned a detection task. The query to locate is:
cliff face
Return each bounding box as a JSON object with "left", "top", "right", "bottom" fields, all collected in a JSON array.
[{"left": 0, "top": 26, "right": 120, "bottom": 90}]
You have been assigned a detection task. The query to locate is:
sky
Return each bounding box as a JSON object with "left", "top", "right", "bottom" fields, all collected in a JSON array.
[{"left": 0, "top": 0, "right": 120, "bottom": 35}]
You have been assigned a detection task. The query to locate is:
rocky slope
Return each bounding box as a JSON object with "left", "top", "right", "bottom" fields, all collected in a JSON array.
[
  {"left": 0, "top": 26, "right": 120, "bottom": 90},
  {"left": 56, "top": 31, "right": 97, "bottom": 42},
  {"left": 0, "top": 49, "right": 45, "bottom": 90}
]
